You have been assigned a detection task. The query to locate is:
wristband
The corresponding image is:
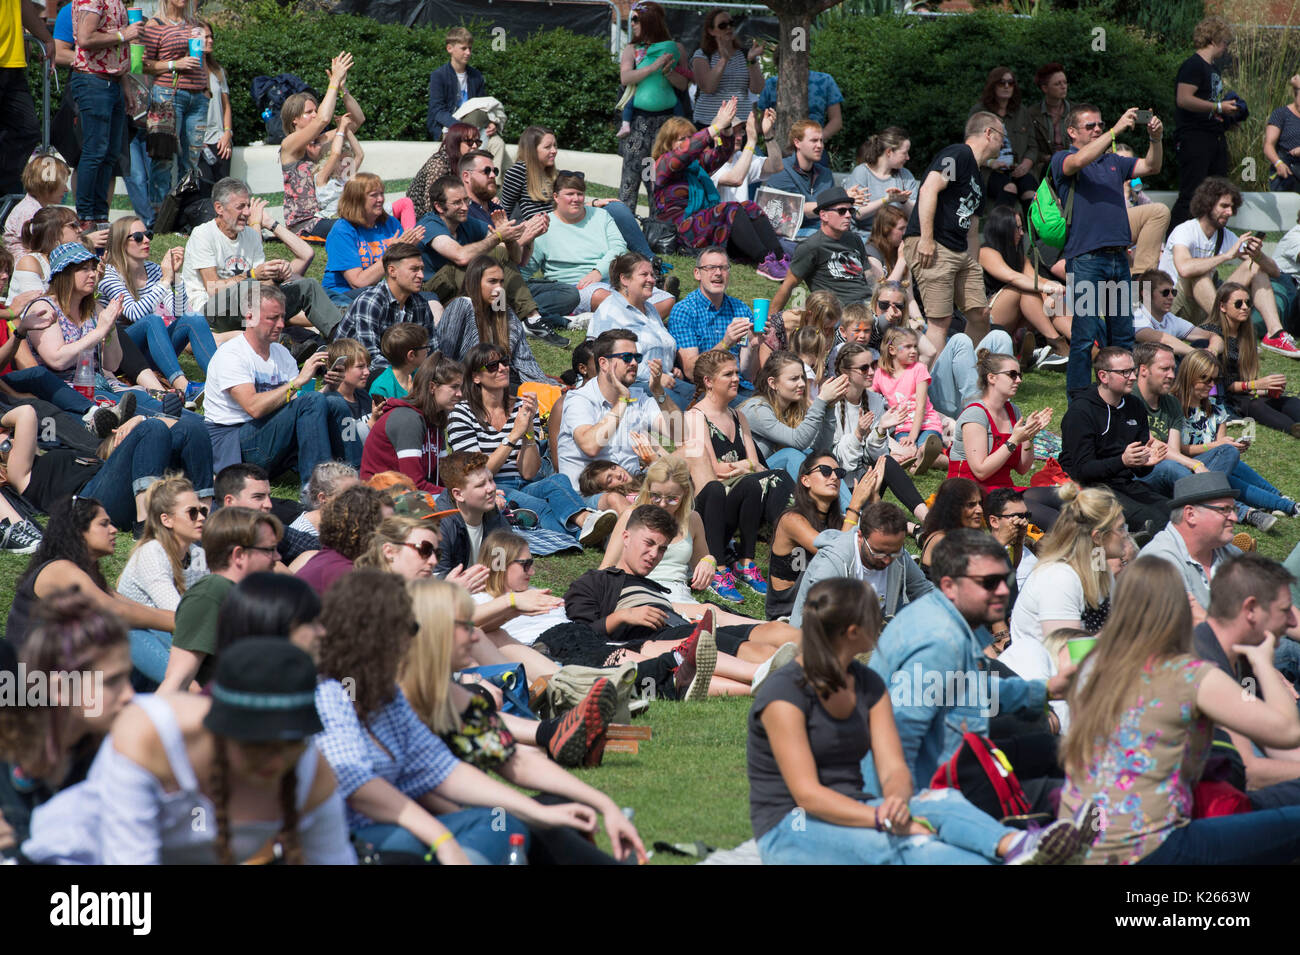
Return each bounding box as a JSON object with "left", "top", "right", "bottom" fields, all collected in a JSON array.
[
  {"left": 618, "top": 396, "right": 633, "bottom": 404},
  {"left": 846, "top": 506, "right": 860, "bottom": 515},
  {"left": 117, "top": 31, "right": 124, "bottom": 43},
  {"left": 699, "top": 554, "right": 717, "bottom": 567},
  {"left": 509, "top": 592, "right": 517, "bottom": 609},
  {"left": 844, "top": 518, "right": 858, "bottom": 528},
  {"left": 424, "top": 831, "right": 454, "bottom": 860},
  {"left": 249, "top": 266, "right": 257, "bottom": 280},
  {"left": 285, "top": 384, "right": 297, "bottom": 404}
]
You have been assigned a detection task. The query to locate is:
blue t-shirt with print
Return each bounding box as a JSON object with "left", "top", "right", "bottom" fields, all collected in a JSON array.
[
  {"left": 757, "top": 72, "right": 843, "bottom": 127},
  {"left": 322, "top": 217, "right": 402, "bottom": 296},
  {"left": 1049, "top": 147, "right": 1137, "bottom": 261}
]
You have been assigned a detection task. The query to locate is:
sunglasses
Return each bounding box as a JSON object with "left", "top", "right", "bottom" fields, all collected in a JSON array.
[
  {"left": 476, "top": 165, "right": 501, "bottom": 176},
  {"left": 608, "top": 351, "right": 643, "bottom": 364},
  {"left": 511, "top": 558, "right": 535, "bottom": 571},
  {"left": 997, "top": 78, "right": 1016, "bottom": 86},
  {"left": 629, "top": 14, "right": 639, "bottom": 22},
  {"left": 463, "top": 138, "right": 482, "bottom": 147},
  {"left": 648, "top": 493, "right": 681, "bottom": 506},
  {"left": 1228, "top": 298, "right": 1250, "bottom": 309},
  {"left": 958, "top": 572, "right": 1014, "bottom": 592},
  {"left": 182, "top": 505, "right": 209, "bottom": 521},
  {"left": 127, "top": 230, "right": 153, "bottom": 243},
  {"left": 993, "top": 510, "right": 1029, "bottom": 522},
  {"left": 715, "top": 19, "right": 733, "bottom": 29},
  {"left": 558, "top": 169, "right": 586, "bottom": 180},
  {"left": 480, "top": 358, "right": 509, "bottom": 373},
  {"left": 994, "top": 369, "right": 1023, "bottom": 381},
  {"left": 1079, "top": 121, "right": 1105, "bottom": 131},
  {"left": 1155, "top": 287, "right": 1175, "bottom": 296},
  {"left": 402, "top": 540, "right": 439, "bottom": 560},
  {"left": 878, "top": 300, "right": 904, "bottom": 311},
  {"left": 824, "top": 206, "right": 854, "bottom": 215},
  {"left": 809, "top": 464, "right": 846, "bottom": 480}
]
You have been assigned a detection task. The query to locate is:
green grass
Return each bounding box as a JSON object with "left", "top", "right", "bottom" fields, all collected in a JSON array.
[{"left": 5, "top": 223, "right": 1300, "bottom": 862}]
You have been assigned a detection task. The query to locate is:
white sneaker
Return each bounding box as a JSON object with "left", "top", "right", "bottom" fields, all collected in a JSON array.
[
  {"left": 578, "top": 509, "right": 618, "bottom": 547},
  {"left": 567, "top": 311, "right": 595, "bottom": 331},
  {"left": 751, "top": 642, "right": 799, "bottom": 693},
  {"left": 1035, "top": 347, "right": 1069, "bottom": 369}
]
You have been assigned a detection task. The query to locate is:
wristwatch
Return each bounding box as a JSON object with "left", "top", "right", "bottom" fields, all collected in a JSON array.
[{"left": 1005, "top": 441, "right": 1018, "bottom": 454}]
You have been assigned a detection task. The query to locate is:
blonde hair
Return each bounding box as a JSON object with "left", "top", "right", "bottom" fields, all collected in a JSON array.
[
  {"left": 480, "top": 528, "right": 528, "bottom": 597},
  {"left": 1061, "top": 557, "right": 1194, "bottom": 778},
  {"left": 354, "top": 516, "right": 428, "bottom": 570},
  {"left": 401, "top": 577, "right": 473, "bottom": 736},
  {"left": 1043, "top": 626, "right": 1087, "bottom": 666},
  {"left": 791, "top": 325, "right": 830, "bottom": 386},
  {"left": 327, "top": 337, "right": 369, "bottom": 371},
  {"left": 802, "top": 290, "right": 842, "bottom": 337},
  {"left": 1031, "top": 482, "right": 1123, "bottom": 608},
  {"left": 632, "top": 455, "right": 694, "bottom": 537},
  {"left": 652, "top": 117, "right": 697, "bottom": 160},
  {"left": 878, "top": 326, "right": 918, "bottom": 376},
  {"left": 1172, "top": 349, "right": 1220, "bottom": 416},
  {"left": 104, "top": 217, "right": 150, "bottom": 300},
  {"left": 21, "top": 152, "right": 71, "bottom": 202},
  {"left": 132, "top": 474, "right": 197, "bottom": 596}
]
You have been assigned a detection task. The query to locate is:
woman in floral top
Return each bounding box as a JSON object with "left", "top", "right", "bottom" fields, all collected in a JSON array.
[
  {"left": 1172, "top": 350, "right": 1298, "bottom": 517},
  {"left": 650, "top": 97, "right": 789, "bottom": 280},
  {"left": 1058, "top": 556, "right": 1300, "bottom": 864}
]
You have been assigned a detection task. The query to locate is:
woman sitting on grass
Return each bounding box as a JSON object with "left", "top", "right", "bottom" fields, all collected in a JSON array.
[
  {"left": 918, "top": 478, "right": 986, "bottom": 576},
  {"left": 321, "top": 173, "right": 425, "bottom": 306},
  {"left": 748, "top": 576, "right": 1092, "bottom": 864},
  {"left": 434, "top": 256, "right": 550, "bottom": 386}
]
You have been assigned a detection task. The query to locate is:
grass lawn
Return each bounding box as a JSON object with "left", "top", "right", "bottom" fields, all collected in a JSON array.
[{"left": 4, "top": 205, "right": 1300, "bottom": 862}]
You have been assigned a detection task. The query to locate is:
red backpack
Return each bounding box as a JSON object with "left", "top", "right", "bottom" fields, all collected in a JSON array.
[{"left": 929, "top": 732, "right": 1033, "bottom": 821}]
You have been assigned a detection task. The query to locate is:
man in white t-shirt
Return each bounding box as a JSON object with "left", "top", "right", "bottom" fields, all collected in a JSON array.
[
  {"left": 1133, "top": 268, "right": 1223, "bottom": 358},
  {"left": 1156, "top": 177, "right": 1299, "bottom": 357},
  {"left": 203, "top": 283, "right": 361, "bottom": 490},
  {"left": 183, "top": 177, "right": 341, "bottom": 339}
]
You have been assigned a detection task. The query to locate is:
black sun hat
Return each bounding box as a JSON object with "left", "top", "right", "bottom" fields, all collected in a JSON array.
[{"left": 203, "top": 638, "right": 322, "bottom": 742}]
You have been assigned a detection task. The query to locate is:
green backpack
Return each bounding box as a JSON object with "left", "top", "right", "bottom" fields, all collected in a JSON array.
[{"left": 1027, "top": 173, "right": 1076, "bottom": 250}]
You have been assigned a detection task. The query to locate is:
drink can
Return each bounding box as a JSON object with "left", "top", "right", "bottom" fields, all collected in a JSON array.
[{"left": 188, "top": 36, "right": 203, "bottom": 68}]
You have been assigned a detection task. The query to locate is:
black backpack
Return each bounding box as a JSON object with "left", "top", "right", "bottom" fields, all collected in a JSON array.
[{"left": 251, "top": 73, "right": 318, "bottom": 145}]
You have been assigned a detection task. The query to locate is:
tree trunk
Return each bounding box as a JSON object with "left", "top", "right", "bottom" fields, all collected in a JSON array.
[{"left": 772, "top": 9, "right": 813, "bottom": 155}]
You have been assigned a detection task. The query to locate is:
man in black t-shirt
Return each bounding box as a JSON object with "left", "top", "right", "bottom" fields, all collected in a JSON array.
[
  {"left": 769, "top": 187, "right": 874, "bottom": 315},
  {"left": 902, "top": 112, "right": 1005, "bottom": 357},
  {"left": 1171, "top": 16, "right": 1237, "bottom": 228}
]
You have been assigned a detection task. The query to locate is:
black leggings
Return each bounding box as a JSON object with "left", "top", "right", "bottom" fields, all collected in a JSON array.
[
  {"left": 878, "top": 455, "right": 925, "bottom": 514},
  {"left": 527, "top": 793, "right": 621, "bottom": 865},
  {"left": 1240, "top": 395, "right": 1300, "bottom": 435},
  {"left": 695, "top": 470, "right": 794, "bottom": 562},
  {"left": 726, "top": 207, "right": 782, "bottom": 263}
]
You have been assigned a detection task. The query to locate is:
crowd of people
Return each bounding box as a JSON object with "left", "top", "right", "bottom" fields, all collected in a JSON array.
[{"left": 3, "top": 2, "right": 1300, "bottom": 866}]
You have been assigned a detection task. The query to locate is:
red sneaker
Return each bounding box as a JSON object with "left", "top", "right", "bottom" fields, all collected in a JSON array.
[
  {"left": 547, "top": 677, "right": 615, "bottom": 767},
  {"left": 1262, "top": 331, "right": 1300, "bottom": 358}
]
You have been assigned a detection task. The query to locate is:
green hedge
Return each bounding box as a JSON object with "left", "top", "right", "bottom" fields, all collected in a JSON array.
[
  {"left": 811, "top": 10, "right": 1185, "bottom": 186},
  {"left": 211, "top": 8, "right": 620, "bottom": 150}
]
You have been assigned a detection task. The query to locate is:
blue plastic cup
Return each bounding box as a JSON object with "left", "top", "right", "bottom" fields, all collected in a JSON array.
[
  {"left": 752, "top": 298, "right": 771, "bottom": 333},
  {"left": 188, "top": 36, "right": 203, "bottom": 68}
]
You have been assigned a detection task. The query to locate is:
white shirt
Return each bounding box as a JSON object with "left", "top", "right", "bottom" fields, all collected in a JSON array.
[
  {"left": 588, "top": 291, "right": 678, "bottom": 395},
  {"left": 1276, "top": 225, "right": 1300, "bottom": 276},
  {"left": 1009, "top": 560, "right": 1091, "bottom": 648},
  {"left": 182, "top": 220, "right": 266, "bottom": 312},
  {"left": 472, "top": 592, "right": 569, "bottom": 645},
  {"left": 556, "top": 377, "right": 662, "bottom": 488},
  {"left": 1132, "top": 302, "right": 1197, "bottom": 340},
  {"left": 712, "top": 152, "right": 766, "bottom": 203},
  {"left": 203, "top": 334, "right": 299, "bottom": 425},
  {"left": 849, "top": 532, "right": 888, "bottom": 610},
  {"left": 1158, "top": 218, "right": 1236, "bottom": 284}
]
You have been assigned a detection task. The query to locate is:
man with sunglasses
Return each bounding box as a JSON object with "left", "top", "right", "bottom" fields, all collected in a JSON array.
[
  {"left": 769, "top": 187, "right": 875, "bottom": 316},
  {"left": 336, "top": 242, "right": 441, "bottom": 376},
  {"left": 1060, "top": 345, "right": 1172, "bottom": 535},
  {"left": 1050, "top": 102, "right": 1163, "bottom": 400},
  {"left": 1133, "top": 267, "right": 1223, "bottom": 358},
  {"left": 864, "top": 529, "right": 1074, "bottom": 796},
  {"left": 788, "top": 501, "right": 932, "bottom": 629}
]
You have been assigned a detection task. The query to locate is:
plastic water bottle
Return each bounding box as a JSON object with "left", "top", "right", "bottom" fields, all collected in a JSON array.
[
  {"left": 127, "top": 9, "right": 143, "bottom": 74},
  {"left": 505, "top": 833, "right": 527, "bottom": 865},
  {"left": 73, "top": 349, "right": 95, "bottom": 401}
]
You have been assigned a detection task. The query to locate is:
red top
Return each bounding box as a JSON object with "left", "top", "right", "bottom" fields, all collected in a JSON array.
[
  {"left": 360, "top": 398, "right": 445, "bottom": 494},
  {"left": 72, "top": 0, "right": 129, "bottom": 75},
  {"left": 948, "top": 400, "right": 1021, "bottom": 490}
]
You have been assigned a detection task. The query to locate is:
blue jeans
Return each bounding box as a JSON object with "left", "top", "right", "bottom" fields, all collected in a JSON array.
[
  {"left": 601, "top": 199, "right": 654, "bottom": 258},
  {"left": 129, "top": 628, "right": 172, "bottom": 683},
  {"left": 147, "top": 86, "right": 209, "bottom": 208},
  {"left": 70, "top": 72, "right": 125, "bottom": 222},
  {"left": 1228, "top": 460, "right": 1295, "bottom": 514},
  {"left": 124, "top": 127, "right": 154, "bottom": 228},
  {"left": 81, "top": 417, "right": 173, "bottom": 527},
  {"left": 1138, "top": 806, "right": 1300, "bottom": 864},
  {"left": 1, "top": 367, "right": 93, "bottom": 413},
  {"left": 238, "top": 390, "right": 361, "bottom": 489},
  {"left": 326, "top": 285, "right": 367, "bottom": 308},
  {"left": 929, "top": 330, "right": 1013, "bottom": 419},
  {"left": 1065, "top": 249, "right": 1135, "bottom": 395},
  {"left": 123, "top": 314, "right": 219, "bottom": 383},
  {"left": 757, "top": 788, "right": 1008, "bottom": 865},
  {"left": 353, "top": 808, "right": 528, "bottom": 865},
  {"left": 497, "top": 472, "right": 587, "bottom": 538},
  {"left": 1139, "top": 443, "right": 1245, "bottom": 516}
]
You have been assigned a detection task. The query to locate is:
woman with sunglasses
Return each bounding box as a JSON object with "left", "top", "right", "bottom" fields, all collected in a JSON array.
[
  {"left": 949, "top": 348, "right": 1062, "bottom": 529},
  {"left": 100, "top": 217, "right": 219, "bottom": 403},
  {"left": 1172, "top": 350, "right": 1299, "bottom": 517},
  {"left": 864, "top": 210, "right": 921, "bottom": 318},
  {"left": 1200, "top": 281, "right": 1300, "bottom": 437},
  {"left": 978, "top": 205, "right": 1071, "bottom": 367},
  {"left": 970, "top": 66, "right": 1038, "bottom": 206},
  {"left": 690, "top": 8, "right": 763, "bottom": 129},
  {"left": 435, "top": 255, "right": 548, "bottom": 387},
  {"left": 448, "top": 342, "right": 616, "bottom": 546},
  {"left": 618, "top": 2, "right": 691, "bottom": 213}
]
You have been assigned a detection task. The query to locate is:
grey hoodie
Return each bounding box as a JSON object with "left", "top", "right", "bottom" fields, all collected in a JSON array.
[
  {"left": 740, "top": 395, "right": 836, "bottom": 460},
  {"left": 789, "top": 527, "right": 934, "bottom": 628}
]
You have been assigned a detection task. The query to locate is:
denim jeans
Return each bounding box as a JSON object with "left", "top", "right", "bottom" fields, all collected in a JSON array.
[
  {"left": 129, "top": 628, "right": 172, "bottom": 683},
  {"left": 1065, "top": 249, "right": 1135, "bottom": 395},
  {"left": 1228, "top": 460, "right": 1295, "bottom": 514},
  {"left": 70, "top": 71, "right": 126, "bottom": 222},
  {"left": 326, "top": 285, "right": 367, "bottom": 308},
  {"left": 497, "top": 472, "right": 587, "bottom": 538},
  {"left": 929, "top": 329, "right": 1013, "bottom": 419},
  {"left": 353, "top": 808, "right": 528, "bottom": 865},
  {"left": 124, "top": 127, "right": 155, "bottom": 228},
  {"left": 81, "top": 417, "right": 173, "bottom": 527},
  {"left": 757, "top": 788, "right": 1008, "bottom": 864},
  {"left": 525, "top": 278, "right": 580, "bottom": 327},
  {"left": 601, "top": 199, "right": 654, "bottom": 258},
  {"left": 147, "top": 86, "right": 208, "bottom": 208},
  {"left": 1138, "top": 806, "right": 1300, "bottom": 864},
  {"left": 238, "top": 390, "right": 361, "bottom": 489},
  {"left": 1139, "top": 443, "right": 1250, "bottom": 518},
  {"left": 1, "top": 367, "right": 94, "bottom": 413},
  {"left": 123, "top": 314, "right": 219, "bottom": 382}
]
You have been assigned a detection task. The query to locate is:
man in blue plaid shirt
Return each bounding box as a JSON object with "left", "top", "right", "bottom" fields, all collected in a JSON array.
[
  {"left": 336, "top": 242, "right": 441, "bottom": 373},
  {"left": 668, "top": 246, "right": 760, "bottom": 400}
]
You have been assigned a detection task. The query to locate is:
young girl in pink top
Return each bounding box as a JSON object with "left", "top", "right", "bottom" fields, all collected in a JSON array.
[{"left": 871, "top": 327, "right": 949, "bottom": 476}]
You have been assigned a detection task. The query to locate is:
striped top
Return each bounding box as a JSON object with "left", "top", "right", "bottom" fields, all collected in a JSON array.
[
  {"left": 691, "top": 49, "right": 755, "bottom": 127},
  {"left": 141, "top": 19, "right": 207, "bottom": 92},
  {"left": 446, "top": 396, "right": 540, "bottom": 485},
  {"left": 99, "top": 261, "right": 186, "bottom": 323},
  {"left": 498, "top": 162, "right": 554, "bottom": 223}
]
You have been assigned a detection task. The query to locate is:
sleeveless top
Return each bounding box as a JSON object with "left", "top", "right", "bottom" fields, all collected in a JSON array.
[
  {"left": 649, "top": 531, "right": 693, "bottom": 599},
  {"left": 949, "top": 400, "right": 1019, "bottom": 490},
  {"left": 4, "top": 560, "right": 55, "bottom": 649},
  {"left": 706, "top": 408, "right": 747, "bottom": 464},
  {"left": 281, "top": 155, "right": 322, "bottom": 232}
]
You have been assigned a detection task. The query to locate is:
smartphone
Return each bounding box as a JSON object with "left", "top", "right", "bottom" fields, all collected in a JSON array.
[
  {"left": 1135, "top": 109, "right": 1152, "bottom": 125},
  {"left": 330, "top": 356, "right": 350, "bottom": 373}
]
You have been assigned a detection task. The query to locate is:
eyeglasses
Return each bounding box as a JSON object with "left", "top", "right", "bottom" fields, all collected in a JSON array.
[
  {"left": 862, "top": 536, "right": 904, "bottom": 562},
  {"left": 244, "top": 544, "right": 279, "bottom": 556},
  {"left": 993, "top": 510, "right": 1029, "bottom": 522},
  {"left": 809, "top": 464, "right": 847, "bottom": 480},
  {"left": 511, "top": 557, "right": 535, "bottom": 571},
  {"left": 454, "top": 618, "right": 475, "bottom": 630},
  {"left": 1103, "top": 366, "right": 1138, "bottom": 378},
  {"left": 994, "top": 369, "right": 1023, "bottom": 381},
  {"left": 847, "top": 364, "right": 872, "bottom": 375},
  {"left": 697, "top": 263, "right": 731, "bottom": 273},
  {"left": 402, "top": 540, "right": 439, "bottom": 560},
  {"left": 608, "top": 351, "right": 643, "bottom": 364},
  {"left": 958, "top": 571, "right": 1014, "bottom": 592},
  {"left": 1228, "top": 298, "right": 1250, "bottom": 309},
  {"left": 1195, "top": 502, "right": 1237, "bottom": 518},
  {"left": 558, "top": 170, "right": 586, "bottom": 180},
  {"left": 997, "top": 78, "right": 1016, "bottom": 86},
  {"left": 127, "top": 230, "right": 153, "bottom": 243},
  {"left": 480, "top": 358, "right": 509, "bottom": 373},
  {"left": 182, "top": 505, "right": 209, "bottom": 521},
  {"left": 648, "top": 493, "right": 681, "bottom": 506}
]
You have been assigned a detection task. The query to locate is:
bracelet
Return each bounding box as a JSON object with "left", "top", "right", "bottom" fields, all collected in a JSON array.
[
  {"left": 285, "top": 384, "right": 297, "bottom": 404},
  {"left": 509, "top": 592, "right": 517, "bottom": 609},
  {"left": 699, "top": 554, "right": 717, "bottom": 567},
  {"left": 249, "top": 266, "right": 257, "bottom": 280},
  {"left": 846, "top": 506, "right": 860, "bottom": 515},
  {"left": 618, "top": 396, "right": 633, "bottom": 404},
  {"left": 117, "top": 31, "right": 124, "bottom": 43},
  {"left": 423, "top": 831, "right": 453, "bottom": 860},
  {"left": 844, "top": 518, "right": 859, "bottom": 528}
]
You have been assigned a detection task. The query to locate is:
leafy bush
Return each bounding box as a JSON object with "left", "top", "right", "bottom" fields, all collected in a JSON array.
[{"left": 812, "top": 10, "right": 1185, "bottom": 186}]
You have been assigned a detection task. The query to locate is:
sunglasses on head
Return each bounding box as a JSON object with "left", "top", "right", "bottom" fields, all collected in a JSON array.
[
  {"left": 511, "top": 558, "right": 535, "bottom": 571},
  {"left": 480, "top": 358, "right": 509, "bottom": 373},
  {"left": 127, "top": 230, "right": 153, "bottom": 243},
  {"left": 183, "top": 505, "right": 209, "bottom": 521},
  {"left": 402, "top": 539, "right": 438, "bottom": 560},
  {"left": 959, "top": 571, "right": 1013, "bottom": 592},
  {"left": 809, "top": 464, "right": 846, "bottom": 480},
  {"left": 558, "top": 169, "right": 586, "bottom": 180}
]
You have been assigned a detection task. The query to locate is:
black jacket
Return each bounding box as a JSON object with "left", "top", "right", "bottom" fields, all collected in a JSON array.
[
  {"left": 1059, "top": 385, "right": 1152, "bottom": 485},
  {"left": 564, "top": 568, "right": 681, "bottom": 644},
  {"left": 433, "top": 505, "right": 507, "bottom": 578}
]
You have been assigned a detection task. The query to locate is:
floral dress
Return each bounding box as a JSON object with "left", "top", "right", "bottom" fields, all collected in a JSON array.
[
  {"left": 282, "top": 154, "right": 324, "bottom": 234},
  {"left": 652, "top": 127, "right": 766, "bottom": 249}
]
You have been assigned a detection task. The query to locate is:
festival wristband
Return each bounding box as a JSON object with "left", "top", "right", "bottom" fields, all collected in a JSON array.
[{"left": 509, "top": 592, "right": 517, "bottom": 609}]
